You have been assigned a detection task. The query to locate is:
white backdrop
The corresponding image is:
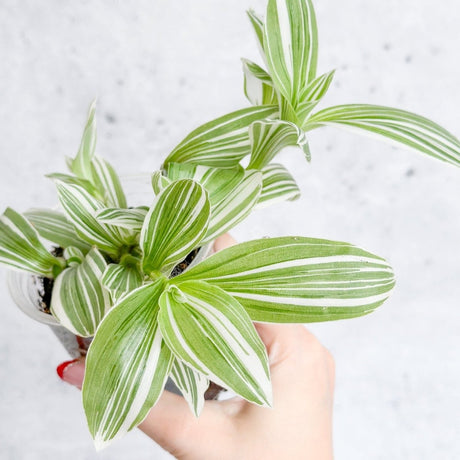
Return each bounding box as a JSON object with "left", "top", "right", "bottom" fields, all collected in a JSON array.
[{"left": 0, "top": 1, "right": 459, "bottom": 459}]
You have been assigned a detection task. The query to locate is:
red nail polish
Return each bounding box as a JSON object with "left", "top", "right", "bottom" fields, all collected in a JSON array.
[{"left": 56, "top": 359, "right": 79, "bottom": 379}]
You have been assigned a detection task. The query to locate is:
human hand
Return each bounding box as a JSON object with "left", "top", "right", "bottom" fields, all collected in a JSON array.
[{"left": 57, "top": 234, "right": 335, "bottom": 460}]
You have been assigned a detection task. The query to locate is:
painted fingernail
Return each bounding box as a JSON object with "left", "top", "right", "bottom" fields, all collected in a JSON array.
[{"left": 56, "top": 359, "right": 84, "bottom": 389}]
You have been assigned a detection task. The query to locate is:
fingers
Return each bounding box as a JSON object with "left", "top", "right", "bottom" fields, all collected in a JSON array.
[
  {"left": 213, "top": 233, "right": 237, "bottom": 252},
  {"left": 56, "top": 358, "right": 85, "bottom": 389},
  {"left": 140, "top": 392, "right": 232, "bottom": 459}
]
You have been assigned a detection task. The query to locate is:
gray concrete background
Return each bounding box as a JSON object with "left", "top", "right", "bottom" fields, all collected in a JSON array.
[{"left": 0, "top": 0, "right": 459, "bottom": 458}]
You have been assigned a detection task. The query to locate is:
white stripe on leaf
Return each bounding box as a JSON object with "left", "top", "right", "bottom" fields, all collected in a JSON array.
[
  {"left": 159, "top": 281, "right": 272, "bottom": 407},
  {"left": 50, "top": 248, "right": 111, "bottom": 336},
  {"left": 305, "top": 104, "right": 460, "bottom": 167},
  {"left": 140, "top": 179, "right": 210, "bottom": 275},
  {"left": 171, "top": 359, "right": 209, "bottom": 417},
  {"left": 163, "top": 106, "right": 279, "bottom": 168},
  {"left": 174, "top": 237, "right": 395, "bottom": 323},
  {"left": 0, "top": 208, "right": 63, "bottom": 277},
  {"left": 247, "top": 119, "right": 309, "bottom": 169},
  {"left": 82, "top": 280, "right": 173, "bottom": 450},
  {"left": 25, "top": 208, "right": 91, "bottom": 253}
]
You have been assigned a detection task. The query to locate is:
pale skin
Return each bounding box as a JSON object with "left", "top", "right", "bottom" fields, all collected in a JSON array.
[{"left": 59, "top": 234, "right": 335, "bottom": 460}]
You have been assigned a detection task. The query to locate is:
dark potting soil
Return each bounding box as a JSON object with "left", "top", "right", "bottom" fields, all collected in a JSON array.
[{"left": 169, "top": 247, "right": 200, "bottom": 278}]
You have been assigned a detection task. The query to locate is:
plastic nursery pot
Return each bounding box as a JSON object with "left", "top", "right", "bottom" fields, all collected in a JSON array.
[{"left": 6, "top": 174, "right": 222, "bottom": 397}]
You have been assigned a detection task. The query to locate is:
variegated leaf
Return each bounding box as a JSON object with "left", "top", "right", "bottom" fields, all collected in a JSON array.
[
  {"left": 159, "top": 281, "right": 272, "bottom": 407},
  {"left": 83, "top": 280, "right": 173, "bottom": 450},
  {"left": 46, "top": 173, "right": 101, "bottom": 199},
  {"left": 25, "top": 208, "right": 91, "bottom": 253},
  {"left": 170, "top": 359, "right": 209, "bottom": 417},
  {"left": 54, "top": 180, "right": 125, "bottom": 256},
  {"left": 151, "top": 171, "right": 172, "bottom": 195},
  {"left": 202, "top": 170, "right": 262, "bottom": 243},
  {"left": 91, "top": 155, "right": 128, "bottom": 208},
  {"left": 165, "top": 163, "right": 262, "bottom": 243},
  {"left": 95, "top": 207, "right": 147, "bottom": 233},
  {"left": 50, "top": 248, "right": 110, "bottom": 337},
  {"left": 174, "top": 237, "right": 395, "bottom": 323},
  {"left": 140, "top": 179, "right": 210, "bottom": 275},
  {"left": 247, "top": 119, "right": 309, "bottom": 169},
  {"left": 69, "top": 99, "right": 97, "bottom": 182},
  {"left": 64, "top": 246, "right": 85, "bottom": 265},
  {"left": 296, "top": 69, "right": 335, "bottom": 123},
  {"left": 242, "top": 59, "right": 278, "bottom": 106},
  {"left": 305, "top": 104, "right": 460, "bottom": 167},
  {"left": 264, "top": 0, "right": 318, "bottom": 103},
  {"left": 0, "top": 208, "right": 64, "bottom": 277},
  {"left": 163, "top": 106, "right": 279, "bottom": 168},
  {"left": 256, "top": 163, "right": 301, "bottom": 208},
  {"left": 247, "top": 9, "right": 266, "bottom": 58},
  {"left": 102, "top": 262, "right": 143, "bottom": 302}
]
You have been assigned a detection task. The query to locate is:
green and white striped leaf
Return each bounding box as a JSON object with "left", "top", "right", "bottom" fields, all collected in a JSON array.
[
  {"left": 170, "top": 359, "right": 209, "bottom": 417},
  {"left": 247, "top": 119, "right": 309, "bottom": 169},
  {"left": 256, "top": 163, "right": 301, "bottom": 208},
  {"left": 102, "top": 262, "right": 143, "bottom": 302},
  {"left": 25, "top": 208, "right": 91, "bottom": 253},
  {"left": 50, "top": 248, "right": 110, "bottom": 337},
  {"left": 166, "top": 162, "right": 245, "bottom": 207},
  {"left": 202, "top": 169, "right": 262, "bottom": 243},
  {"left": 247, "top": 9, "right": 266, "bottom": 59},
  {"left": 159, "top": 281, "right": 272, "bottom": 407},
  {"left": 305, "top": 104, "right": 460, "bottom": 167},
  {"left": 83, "top": 280, "right": 173, "bottom": 450},
  {"left": 175, "top": 237, "right": 395, "bottom": 323},
  {"left": 46, "top": 173, "right": 101, "bottom": 199},
  {"left": 151, "top": 171, "right": 171, "bottom": 195},
  {"left": 54, "top": 181, "right": 125, "bottom": 255},
  {"left": 95, "top": 207, "right": 147, "bottom": 233},
  {"left": 69, "top": 99, "right": 97, "bottom": 182},
  {"left": 0, "top": 208, "right": 64, "bottom": 277},
  {"left": 64, "top": 246, "right": 85, "bottom": 265},
  {"left": 264, "top": 0, "right": 318, "bottom": 103},
  {"left": 165, "top": 163, "right": 262, "bottom": 243},
  {"left": 242, "top": 59, "right": 278, "bottom": 106},
  {"left": 163, "top": 105, "right": 279, "bottom": 168},
  {"left": 91, "top": 155, "right": 127, "bottom": 208},
  {"left": 140, "top": 179, "right": 210, "bottom": 275},
  {"left": 296, "top": 69, "right": 335, "bottom": 123}
]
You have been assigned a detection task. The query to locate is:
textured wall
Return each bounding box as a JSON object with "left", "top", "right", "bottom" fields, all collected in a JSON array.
[{"left": 0, "top": 1, "right": 459, "bottom": 459}]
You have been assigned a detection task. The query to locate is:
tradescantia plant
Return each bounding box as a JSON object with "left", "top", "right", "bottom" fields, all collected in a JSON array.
[{"left": 2, "top": 0, "right": 459, "bottom": 451}]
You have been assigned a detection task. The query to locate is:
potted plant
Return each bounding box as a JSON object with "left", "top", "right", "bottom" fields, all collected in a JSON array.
[{"left": 2, "top": 0, "right": 458, "bottom": 451}]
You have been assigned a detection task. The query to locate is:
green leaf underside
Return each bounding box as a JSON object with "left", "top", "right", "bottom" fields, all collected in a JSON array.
[
  {"left": 171, "top": 359, "right": 209, "bottom": 417},
  {"left": 70, "top": 99, "right": 97, "bottom": 182},
  {"left": 102, "top": 263, "right": 143, "bottom": 302},
  {"left": 242, "top": 59, "right": 278, "bottom": 106},
  {"left": 141, "top": 179, "right": 210, "bottom": 275},
  {"left": 165, "top": 163, "right": 262, "bottom": 243},
  {"left": 64, "top": 246, "right": 85, "bottom": 265},
  {"left": 54, "top": 181, "right": 125, "bottom": 255},
  {"left": 248, "top": 119, "right": 308, "bottom": 169},
  {"left": 0, "top": 208, "right": 61, "bottom": 277},
  {"left": 247, "top": 9, "right": 266, "bottom": 56},
  {"left": 50, "top": 248, "right": 110, "bottom": 337},
  {"left": 174, "top": 237, "right": 395, "bottom": 323},
  {"left": 159, "top": 281, "right": 272, "bottom": 406},
  {"left": 264, "top": 0, "right": 318, "bottom": 104},
  {"left": 306, "top": 104, "right": 460, "bottom": 167},
  {"left": 83, "top": 280, "right": 173, "bottom": 450},
  {"left": 163, "top": 106, "right": 279, "bottom": 167},
  {"left": 25, "top": 208, "right": 91, "bottom": 253},
  {"left": 256, "top": 163, "right": 301, "bottom": 208}
]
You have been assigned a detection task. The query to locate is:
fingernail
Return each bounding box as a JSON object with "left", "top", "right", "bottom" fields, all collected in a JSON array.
[{"left": 56, "top": 359, "right": 84, "bottom": 389}]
